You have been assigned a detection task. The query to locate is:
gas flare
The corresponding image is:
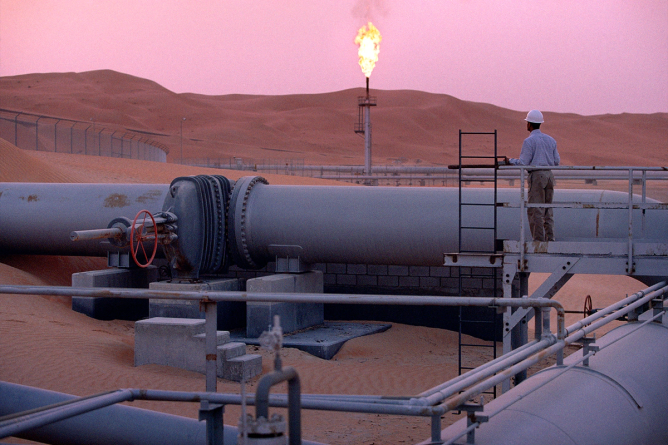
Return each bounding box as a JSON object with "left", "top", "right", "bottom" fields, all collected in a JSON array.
[{"left": 354, "top": 22, "right": 382, "bottom": 77}]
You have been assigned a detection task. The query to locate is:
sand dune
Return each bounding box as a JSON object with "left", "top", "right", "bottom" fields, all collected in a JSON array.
[
  {"left": 0, "top": 70, "right": 665, "bottom": 444},
  {"left": 2, "top": 70, "right": 666, "bottom": 167}
]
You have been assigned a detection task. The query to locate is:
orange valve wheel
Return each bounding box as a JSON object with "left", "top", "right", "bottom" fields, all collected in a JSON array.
[{"left": 130, "top": 210, "right": 158, "bottom": 268}]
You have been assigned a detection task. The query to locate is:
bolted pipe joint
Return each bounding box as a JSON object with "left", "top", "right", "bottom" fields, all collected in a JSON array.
[{"left": 238, "top": 413, "right": 287, "bottom": 445}]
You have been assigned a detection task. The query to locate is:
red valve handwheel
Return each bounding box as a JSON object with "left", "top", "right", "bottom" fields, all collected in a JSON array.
[
  {"left": 583, "top": 295, "right": 593, "bottom": 319},
  {"left": 130, "top": 210, "right": 158, "bottom": 268}
]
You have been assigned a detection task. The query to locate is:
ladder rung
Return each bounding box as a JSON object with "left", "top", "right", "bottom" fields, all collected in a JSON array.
[{"left": 460, "top": 343, "right": 496, "bottom": 349}]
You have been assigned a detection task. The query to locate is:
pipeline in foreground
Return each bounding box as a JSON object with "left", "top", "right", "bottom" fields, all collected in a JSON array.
[{"left": 0, "top": 175, "right": 665, "bottom": 280}]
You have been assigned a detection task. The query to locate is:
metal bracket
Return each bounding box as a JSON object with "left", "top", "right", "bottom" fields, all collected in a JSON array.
[
  {"left": 275, "top": 256, "right": 312, "bottom": 273},
  {"left": 580, "top": 335, "right": 598, "bottom": 367},
  {"left": 444, "top": 253, "right": 503, "bottom": 268},
  {"left": 198, "top": 402, "right": 225, "bottom": 445},
  {"left": 458, "top": 396, "right": 487, "bottom": 444},
  {"left": 269, "top": 244, "right": 312, "bottom": 273},
  {"left": 505, "top": 257, "right": 579, "bottom": 331}
]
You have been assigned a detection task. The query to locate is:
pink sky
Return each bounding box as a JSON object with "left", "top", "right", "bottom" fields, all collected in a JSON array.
[{"left": 1, "top": 0, "right": 667, "bottom": 115}]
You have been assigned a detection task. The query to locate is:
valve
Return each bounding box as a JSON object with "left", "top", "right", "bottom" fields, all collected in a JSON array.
[
  {"left": 238, "top": 413, "right": 287, "bottom": 445},
  {"left": 71, "top": 211, "right": 178, "bottom": 268},
  {"left": 130, "top": 210, "right": 158, "bottom": 268}
]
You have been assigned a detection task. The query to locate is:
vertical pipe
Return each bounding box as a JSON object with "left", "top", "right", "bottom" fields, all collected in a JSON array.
[
  {"left": 204, "top": 301, "right": 217, "bottom": 393},
  {"left": 642, "top": 170, "right": 647, "bottom": 237},
  {"left": 519, "top": 167, "right": 526, "bottom": 270},
  {"left": 364, "top": 105, "right": 371, "bottom": 176},
  {"left": 628, "top": 168, "right": 634, "bottom": 273},
  {"left": 431, "top": 414, "right": 442, "bottom": 444},
  {"left": 512, "top": 274, "right": 529, "bottom": 385},
  {"left": 255, "top": 368, "right": 301, "bottom": 445}
]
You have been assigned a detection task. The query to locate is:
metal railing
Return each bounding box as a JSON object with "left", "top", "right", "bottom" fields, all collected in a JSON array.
[
  {"left": 0, "top": 281, "right": 666, "bottom": 444},
  {"left": 183, "top": 157, "right": 668, "bottom": 188},
  {"left": 499, "top": 165, "right": 668, "bottom": 273},
  {"left": 0, "top": 108, "right": 169, "bottom": 162}
]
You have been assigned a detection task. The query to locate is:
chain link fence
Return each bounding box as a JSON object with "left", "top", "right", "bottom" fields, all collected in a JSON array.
[{"left": 0, "top": 109, "right": 169, "bottom": 162}]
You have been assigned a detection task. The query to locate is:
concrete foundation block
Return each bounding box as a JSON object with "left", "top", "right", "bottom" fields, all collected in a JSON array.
[
  {"left": 222, "top": 354, "right": 263, "bottom": 382},
  {"left": 135, "top": 317, "right": 263, "bottom": 379},
  {"left": 134, "top": 317, "right": 205, "bottom": 369},
  {"left": 218, "top": 342, "right": 247, "bottom": 362},
  {"left": 148, "top": 279, "right": 245, "bottom": 330},
  {"left": 71, "top": 267, "right": 158, "bottom": 320},
  {"left": 193, "top": 331, "right": 231, "bottom": 347},
  {"left": 246, "top": 271, "right": 324, "bottom": 338}
]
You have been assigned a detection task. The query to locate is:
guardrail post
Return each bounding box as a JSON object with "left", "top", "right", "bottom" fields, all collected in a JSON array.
[
  {"left": 199, "top": 401, "right": 225, "bottom": 445},
  {"left": 200, "top": 299, "right": 224, "bottom": 444},
  {"left": 627, "top": 168, "right": 634, "bottom": 274},
  {"left": 431, "top": 414, "right": 443, "bottom": 444},
  {"left": 519, "top": 167, "right": 526, "bottom": 271},
  {"left": 203, "top": 300, "right": 218, "bottom": 393}
]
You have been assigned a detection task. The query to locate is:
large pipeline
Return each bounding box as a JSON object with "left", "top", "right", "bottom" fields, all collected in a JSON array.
[
  {"left": 0, "top": 177, "right": 665, "bottom": 279},
  {"left": 429, "top": 320, "right": 668, "bottom": 445},
  {"left": 0, "top": 381, "right": 215, "bottom": 445}
]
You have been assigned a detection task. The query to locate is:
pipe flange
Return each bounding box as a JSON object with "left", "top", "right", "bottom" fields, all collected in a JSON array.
[
  {"left": 228, "top": 176, "right": 269, "bottom": 269},
  {"left": 106, "top": 217, "right": 132, "bottom": 247}
]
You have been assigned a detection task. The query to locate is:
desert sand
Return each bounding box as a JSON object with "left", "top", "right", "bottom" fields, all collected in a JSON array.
[{"left": 0, "top": 71, "right": 666, "bottom": 444}]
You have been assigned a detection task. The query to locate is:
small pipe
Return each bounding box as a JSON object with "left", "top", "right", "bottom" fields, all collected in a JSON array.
[
  {"left": 414, "top": 339, "right": 544, "bottom": 401},
  {"left": 566, "top": 280, "right": 666, "bottom": 336},
  {"left": 70, "top": 227, "right": 124, "bottom": 242},
  {"left": 255, "top": 367, "right": 301, "bottom": 445}
]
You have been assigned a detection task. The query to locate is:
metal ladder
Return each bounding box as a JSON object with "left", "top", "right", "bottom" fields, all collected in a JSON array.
[{"left": 456, "top": 130, "right": 500, "bottom": 397}]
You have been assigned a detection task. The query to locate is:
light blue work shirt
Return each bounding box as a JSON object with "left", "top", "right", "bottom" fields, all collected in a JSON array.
[{"left": 509, "top": 129, "right": 560, "bottom": 167}]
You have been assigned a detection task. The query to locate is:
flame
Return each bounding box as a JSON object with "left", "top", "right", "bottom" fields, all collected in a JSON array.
[{"left": 355, "top": 22, "right": 382, "bottom": 78}]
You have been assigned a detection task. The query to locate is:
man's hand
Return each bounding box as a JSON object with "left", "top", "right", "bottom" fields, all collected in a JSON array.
[{"left": 498, "top": 156, "right": 510, "bottom": 166}]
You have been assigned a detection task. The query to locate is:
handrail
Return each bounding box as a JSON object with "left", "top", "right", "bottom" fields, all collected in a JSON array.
[
  {"left": 499, "top": 165, "right": 668, "bottom": 273},
  {"left": 0, "top": 282, "right": 665, "bottom": 444}
]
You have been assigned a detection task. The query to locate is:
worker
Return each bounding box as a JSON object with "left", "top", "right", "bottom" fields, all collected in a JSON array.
[{"left": 503, "top": 110, "right": 560, "bottom": 242}]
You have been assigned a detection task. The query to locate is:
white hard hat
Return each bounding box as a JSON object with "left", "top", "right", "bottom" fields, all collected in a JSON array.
[{"left": 525, "top": 110, "right": 544, "bottom": 124}]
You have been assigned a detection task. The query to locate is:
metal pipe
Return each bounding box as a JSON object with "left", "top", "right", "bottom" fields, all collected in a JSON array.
[
  {"left": 0, "top": 382, "right": 212, "bottom": 445},
  {"left": 0, "top": 389, "right": 134, "bottom": 439},
  {"left": 235, "top": 183, "right": 666, "bottom": 268},
  {"left": 364, "top": 101, "right": 371, "bottom": 176},
  {"left": 566, "top": 280, "right": 666, "bottom": 336},
  {"left": 255, "top": 367, "right": 301, "bottom": 445},
  {"left": 131, "top": 388, "right": 445, "bottom": 417},
  {"left": 433, "top": 319, "right": 668, "bottom": 445},
  {"left": 70, "top": 227, "right": 123, "bottom": 242},
  {"left": 414, "top": 339, "right": 543, "bottom": 399},
  {"left": 0, "top": 180, "right": 664, "bottom": 269},
  {"left": 436, "top": 283, "right": 668, "bottom": 414},
  {"left": 417, "top": 337, "right": 557, "bottom": 407},
  {"left": 565, "top": 283, "right": 668, "bottom": 343},
  {"left": 204, "top": 302, "right": 217, "bottom": 393},
  {"left": 0, "top": 183, "right": 169, "bottom": 256},
  {"left": 0, "top": 284, "right": 562, "bottom": 314}
]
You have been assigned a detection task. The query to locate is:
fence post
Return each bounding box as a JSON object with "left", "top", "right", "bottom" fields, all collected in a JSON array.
[{"left": 35, "top": 117, "right": 41, "bottom": 151}]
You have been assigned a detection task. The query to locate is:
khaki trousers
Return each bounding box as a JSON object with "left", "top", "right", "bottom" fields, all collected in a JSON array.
[{"left": 527, "top": 170, "right": 555, "bottom": 242}]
